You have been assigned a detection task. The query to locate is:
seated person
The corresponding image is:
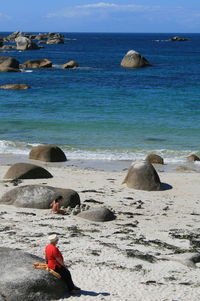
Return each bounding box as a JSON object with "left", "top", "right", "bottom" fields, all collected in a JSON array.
[{"left": 50, "top": 195, "right": 66, "bottom": 215}]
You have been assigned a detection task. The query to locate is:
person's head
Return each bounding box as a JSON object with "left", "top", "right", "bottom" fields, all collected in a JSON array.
[
  {"left": 55, "top": 195, "right": 63, "bottom": 203},
  {"left": 48, "top": 234, "right": 59, "bottom": 245}
]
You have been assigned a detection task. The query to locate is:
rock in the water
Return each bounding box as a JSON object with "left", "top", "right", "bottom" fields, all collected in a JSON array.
[
  {"left": 0, "top": 56, "right": 19, "bottom": 69},
  {"left": 0, "top": 184, "right": 80, "bottom": 208},
  {"left": 120, "top": 50, "right": 151, "bottom": 68},
  {"left": 0, "top": 247, "right": 66, "bottom": 301},
  {"left": 62, "top": 60, "right": 79, "bottom": 69},
  {"left": 122, "top": 161, "right": 161, "bottom": 191},
  {"left": 0, "top": 83, "right": 30, "bottom": 90},
  {"left": 77, "top": 207, "right": 116, "bottom": 222},
  {"left": 186, "top": 154, "right": 200, "bottom": 162},
  {"left": 145, "top": 154, "right": 164, "bottom": 165},
  {"left": 170, "top": 36, "right": 190, "bottom": 41},
  {"left": 15, "top": 36, "right": 40, "bottom": 50},
  {"left": 29, "top": 145, "right": 67, "bottom": 162},
  {"left": 4, "top": 163, "right": 53, "bottom": 180},
  {"left": 21, "top": 59, "right": 52, "bottom": 68}
]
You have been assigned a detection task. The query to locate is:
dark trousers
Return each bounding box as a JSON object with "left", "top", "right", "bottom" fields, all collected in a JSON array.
[{"left": 55, "top": 266, "right": 75, "bottom": 291}]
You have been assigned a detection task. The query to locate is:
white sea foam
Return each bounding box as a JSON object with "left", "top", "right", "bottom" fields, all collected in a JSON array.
[{"left": 0, "top": 140, "right": 197, "bottom": 164}]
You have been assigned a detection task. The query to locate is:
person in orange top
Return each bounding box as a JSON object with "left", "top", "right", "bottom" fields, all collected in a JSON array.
[
  {"left": 50, "top": 196, "right": 67, "bottom": 215},
  {"left": 45, "top": 234, "right": 80, "bottom": 295}
]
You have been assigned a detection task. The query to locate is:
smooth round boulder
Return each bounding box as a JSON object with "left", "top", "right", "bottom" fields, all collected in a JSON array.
[
  {"left": 0, "top": 247, "right": 66, "bottom": 301},
  {"left": 4, "top": 163, "right": 53, "bottom": 180},
  {"left": 186, "top": 154, "right": 200, "bottom": 162},
  {"left": 21, "top": 59, "right": 52, "bottom": 68},
  {"left": 0, "top": 83, "right": 30, "bottom": 90},
  {"left": 29, "top": 145, "right": 67, "bottom": 162},
  {"left": 122, "top": 161, "right": 161, "bottom": 191},
  {"left": 62, "top": 60, "right": 79, "bottom": 69},
  {"left": 0, "top": 184, "right": 80, "bottom": 208},
  {"left": 77, "top": 207, "right": 116, "bottom": 222},
  {"left": 145, "top": 154, "right": 164, "bottom": 165},
  {"left": 120, "top": 50, "right": 151, "bottom": 68}
]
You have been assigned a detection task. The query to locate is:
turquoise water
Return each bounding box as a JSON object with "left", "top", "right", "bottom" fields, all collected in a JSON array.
[{"left": 0, "top": 33, "right": 200, "bottom": 163}]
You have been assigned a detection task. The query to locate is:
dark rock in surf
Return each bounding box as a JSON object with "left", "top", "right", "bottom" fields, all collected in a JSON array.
[{"left": 29, "top": 145, "right": 67, "bottom": 162}]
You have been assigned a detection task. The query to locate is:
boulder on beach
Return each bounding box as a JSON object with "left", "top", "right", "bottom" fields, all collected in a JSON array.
[
  {"left": 29, "top": 145, "right": 67, "bottom": 162},
  {"left": 77, "top": 207, "right": 116, "bottom": 222},
  {"left": 120, "top": 50, "right": 151, "bottom": 68},
  {"left": 4, "top": 163, "right": 53, "bottom": 180},
  {"left": 0, "top": 184, "right": 80, "bottom": 208},
  {"left": 0, "top": 247, "right": 66, "bottom": 301},
  {"left": 62, "top": 60, "right": 79, "bottom": 69},
  {"left": 21, "top": 59, "right": 52, "bottom": 68},
  {"left": 122, "top": 161, "right": 161, "bottom": 191},
  {"left": 15, "top": 36, "right": 40, "bottom": 50},
  {"left": 145, "top": 154, "right": 164, "bottom": 165},
  {"left": 0, "top": 83, "right": 30, "bottom": 90},
  {"left": 186, "top": 154, "right": 200, "bottom": 162}
]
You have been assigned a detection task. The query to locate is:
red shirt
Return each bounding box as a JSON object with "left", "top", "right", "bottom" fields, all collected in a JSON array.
[{"left": 45, "top": 244, "right": 64, "bottom": 270}]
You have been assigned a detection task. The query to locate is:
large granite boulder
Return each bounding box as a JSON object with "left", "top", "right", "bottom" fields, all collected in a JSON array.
[
  {"left": 62, "top": 60, "right": 79, "bottom": 69},
  {"left": 77, "top": 207, "right": 116, "bottom": 222},
  {"left": 186, "top": 154, "right": 200, "bottom": 162},
  {"left": 121, "top": 50, "right": 151, "bottom": 68},
  {"left": 15, "top": 36, "right": 40, "bottom": 50},
  {"left": 29, "top": 145, "right": 67, "bottom": 162},
  {"left": 145, "top": 154, "right": 164, "bottom": 165},
  {"left": 21, "top": 59, "right": 52, "bottom": 68},
  {"left": 0, "top": 83, "right": 30, "bottom": 90},
  {"left": 0, "top": 56, "right": 19, "bottom": 69},
  {"left": 4, "top": 163, "right": 53, "bottom": 180},
  {"left": 122, "top": 161, "right": 161, "bottom": 191},
  {"left": 0, "top": 247, "right": 66, "bottom": 301},
  {"left": 0, "top": 185, "right": 80, "bottom": 208}
]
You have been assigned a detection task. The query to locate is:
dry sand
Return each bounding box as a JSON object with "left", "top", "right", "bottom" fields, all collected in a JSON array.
[{"left": 0, "top": 163, "right": 200, "bottom": 301}]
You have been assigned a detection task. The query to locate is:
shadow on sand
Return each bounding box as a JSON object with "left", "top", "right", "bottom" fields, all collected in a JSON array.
[{"left": 160, "top": 182, "right": 173, "bottom": 191}]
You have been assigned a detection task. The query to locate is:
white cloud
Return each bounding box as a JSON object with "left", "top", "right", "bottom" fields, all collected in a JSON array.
[{"left": 46, "top": 2, "right": 200, "bottom": 28}]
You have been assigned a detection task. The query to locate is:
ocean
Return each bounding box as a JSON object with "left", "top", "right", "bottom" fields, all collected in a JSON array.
[{"left": 0, "top": 32, "right": 200, "bottom": 168}]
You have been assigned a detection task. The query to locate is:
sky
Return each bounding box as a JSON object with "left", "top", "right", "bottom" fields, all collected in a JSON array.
[{"left": 0, "top": 0, "right": 200, "bottom": 33}]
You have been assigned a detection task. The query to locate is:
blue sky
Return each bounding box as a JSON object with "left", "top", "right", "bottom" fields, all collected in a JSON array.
[{"left": 0, "top": 0, "right": 200, "bottom": 33}]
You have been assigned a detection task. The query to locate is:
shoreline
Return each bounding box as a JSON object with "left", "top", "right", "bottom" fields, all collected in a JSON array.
[{"left": 0, "top": 152, "right": 199, "bottom": 174}]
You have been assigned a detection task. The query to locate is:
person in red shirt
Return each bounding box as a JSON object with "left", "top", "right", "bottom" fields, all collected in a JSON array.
[{"left": 45, "top": 234, "right": 80, "bottom": 295}]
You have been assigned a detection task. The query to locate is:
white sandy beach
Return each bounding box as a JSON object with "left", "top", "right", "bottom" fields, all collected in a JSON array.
[{"left": 1, "top": 163, "right": 200, "bottom": 301}]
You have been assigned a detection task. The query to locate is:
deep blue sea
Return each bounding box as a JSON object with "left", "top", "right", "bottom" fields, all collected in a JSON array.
[{"left": 0, "top": 32, "right": 200, "bottom": 165}]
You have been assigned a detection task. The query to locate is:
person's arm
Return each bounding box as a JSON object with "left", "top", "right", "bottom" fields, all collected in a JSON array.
[{"left": 55, "top": 257, "right": 65, "bottom": 266}]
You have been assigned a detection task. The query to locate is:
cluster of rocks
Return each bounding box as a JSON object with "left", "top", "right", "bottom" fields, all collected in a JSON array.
[
  {"left": 0, "top": 31, "right": 65, "bottom": 51},
  {"left": 0, "top": 56, "right": 79, "bottom": 75},
  {"left": 170, "top": 36, "right": 190, "bottom": 42}
]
